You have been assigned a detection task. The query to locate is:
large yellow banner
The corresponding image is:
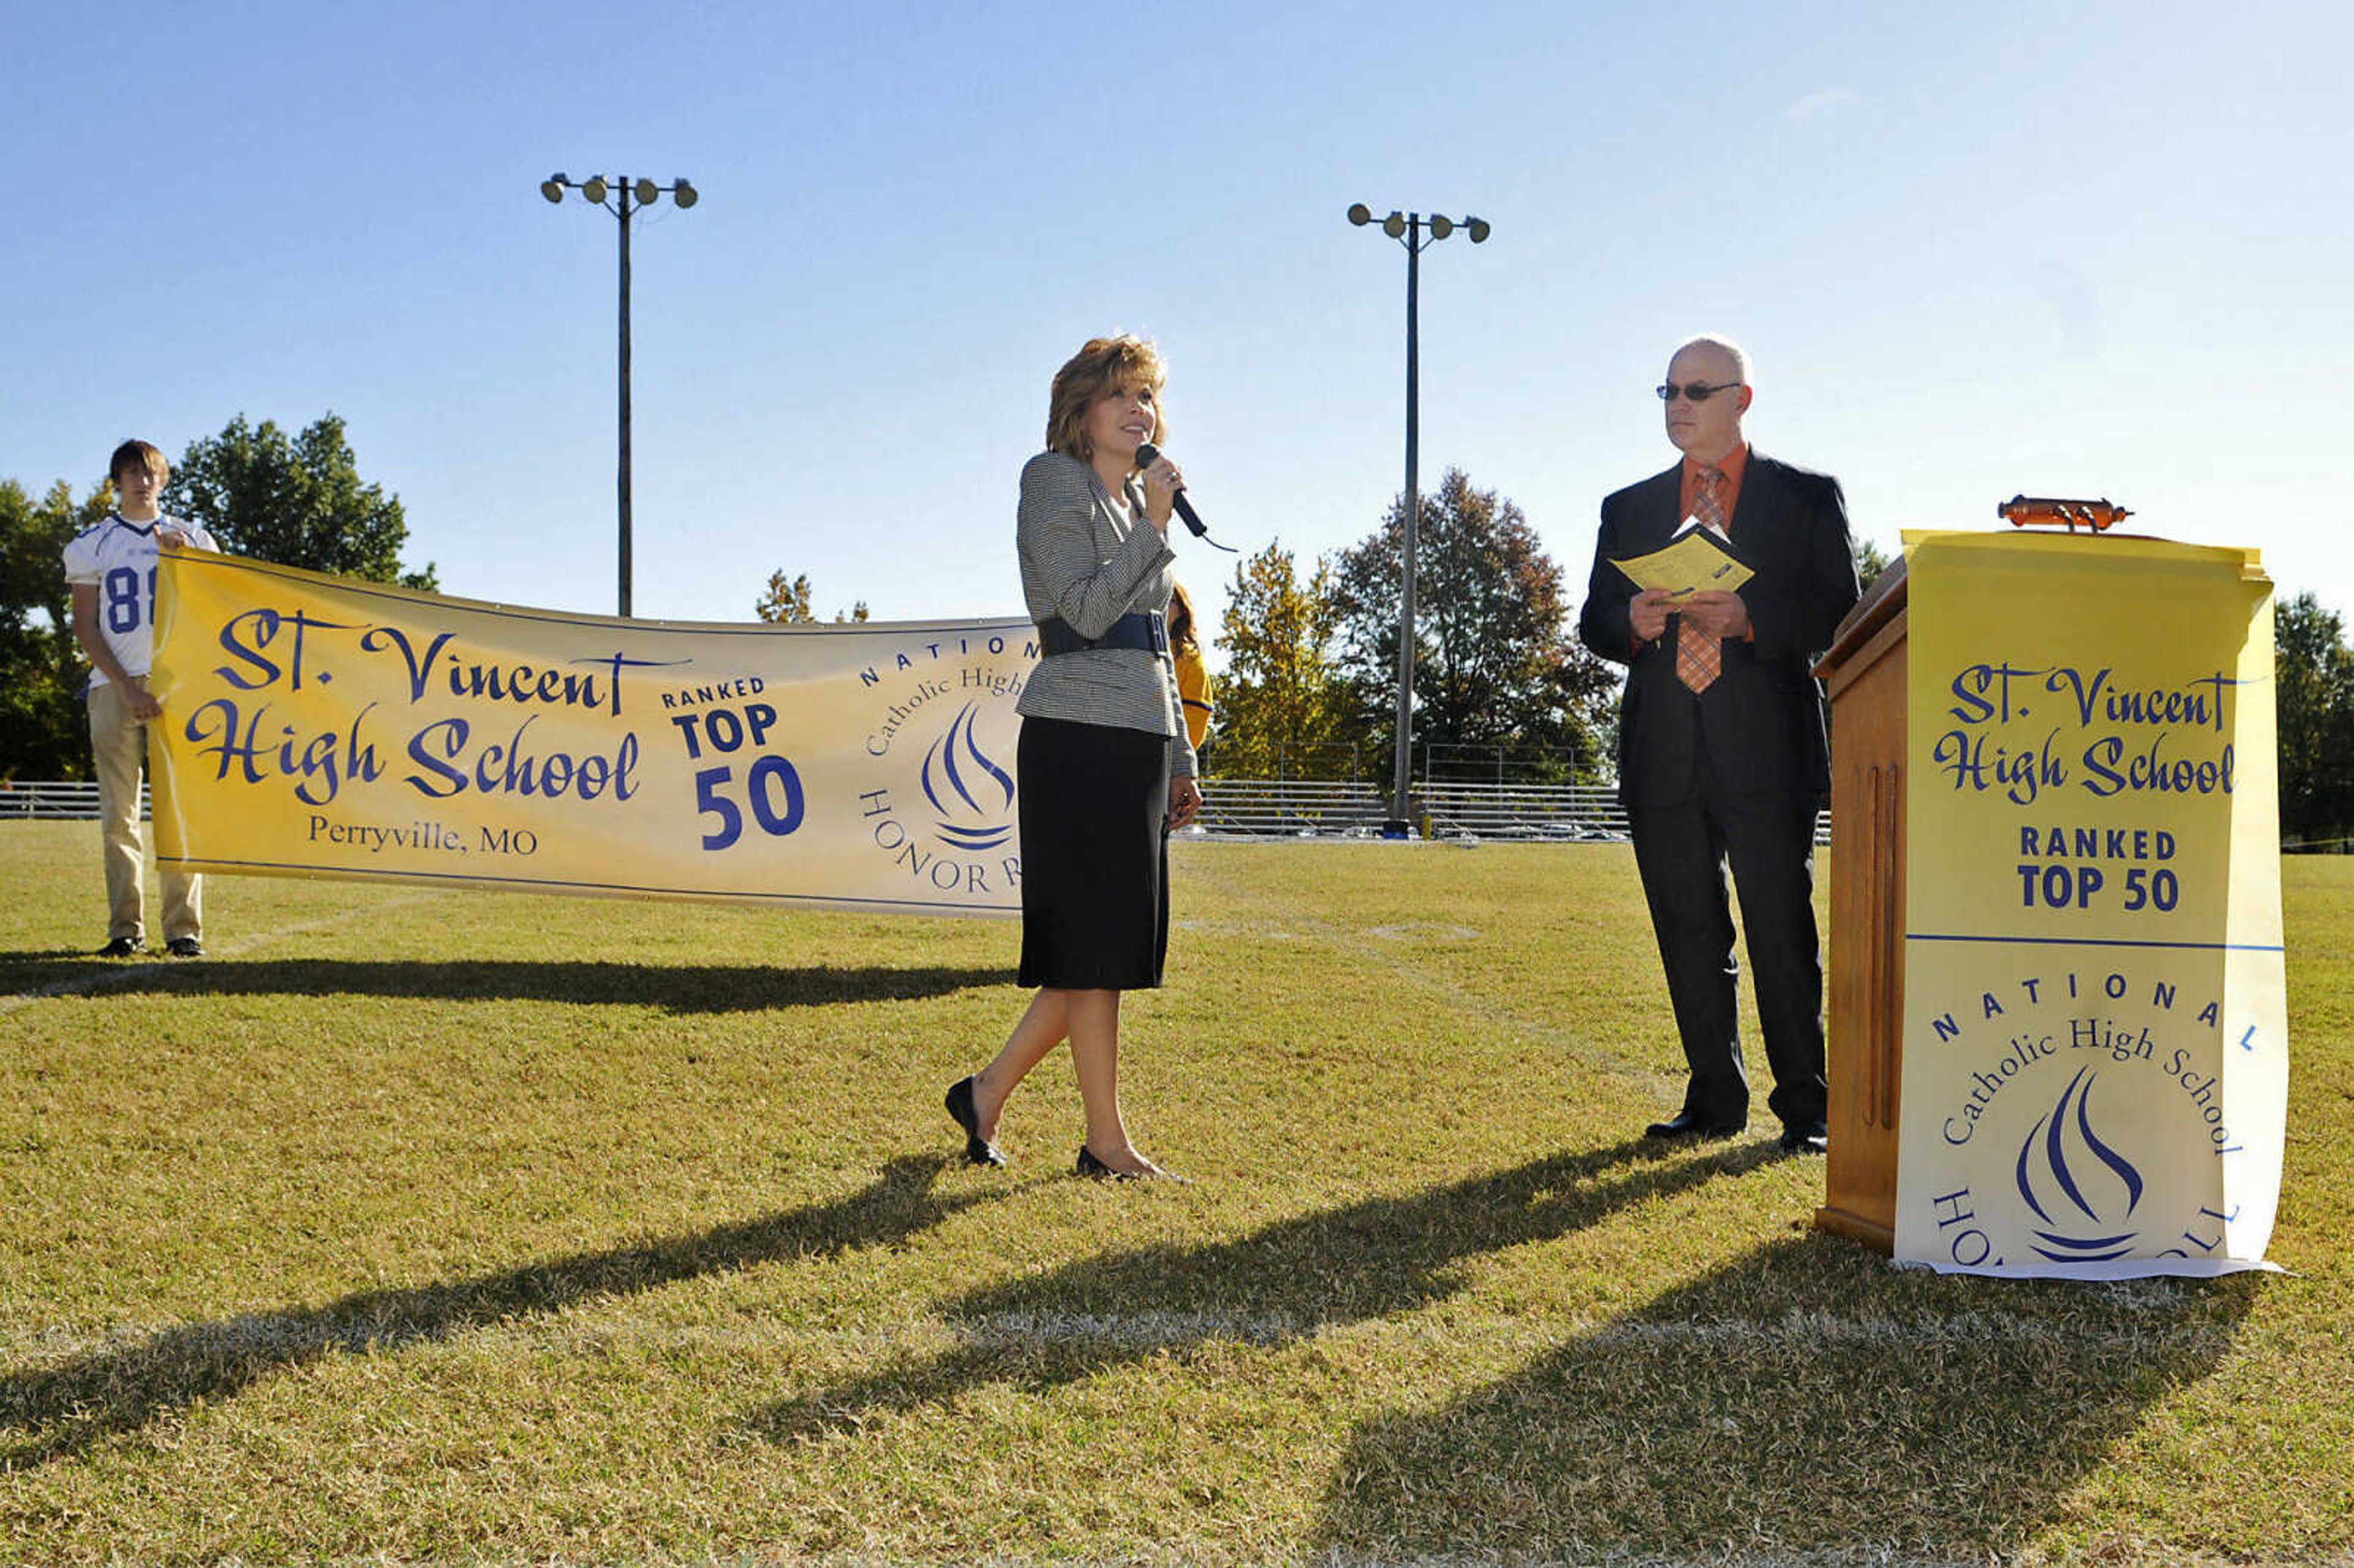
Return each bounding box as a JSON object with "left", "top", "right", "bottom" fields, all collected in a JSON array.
[
  {"left": 1894, "top": 531, "right": 2287, "bottom": 1276},
  {"left": 148, "top": 550, "right": 1036, "bottom": 916}
]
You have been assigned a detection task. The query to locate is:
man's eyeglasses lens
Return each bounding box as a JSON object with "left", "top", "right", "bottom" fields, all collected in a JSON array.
[{"left": 1657, "top": 382, "right": 1741, "bottom": 403}]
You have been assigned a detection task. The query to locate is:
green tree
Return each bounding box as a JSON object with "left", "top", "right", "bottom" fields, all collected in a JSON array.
[
  {"left": 164, "top": 413, "right": 436, "bottom": 588},
  {"left": 2275, "top": 591, "right": 2354, "bottom": 848},
  {"left": 1212, "top": 540, "right": 1347, "bottom": 777},
  {"left": 755, "top": 570, "right": 868, "bottom": 624},
  {"left": 1332, "top": 467, "right": 1618, "bottom": 780},
  {"left": 1856, "top": 536, "right": 1894, "bottom": 596},
  {"left": 0, "top": 476, "right": 115, "bottom": 780}
]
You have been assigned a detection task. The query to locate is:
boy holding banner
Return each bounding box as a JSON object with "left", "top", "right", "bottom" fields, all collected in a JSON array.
[{"left": 63, "top": 439, "right": 220, "bottom": 957}]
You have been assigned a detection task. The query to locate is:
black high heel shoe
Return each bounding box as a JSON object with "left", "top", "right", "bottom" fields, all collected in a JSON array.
[
  {"left": 1075, "top": 1146, "right": 1138, "bottom": 1181},
  {"left": 1076, "top": 1146, "right": 1189, "bottom": 1183},
  {"left": 945, "top": 1076, "right": 1006, "bottom": 1167}
]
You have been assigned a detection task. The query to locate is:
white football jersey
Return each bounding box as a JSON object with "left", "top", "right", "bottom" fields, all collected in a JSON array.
[{"left": 62, "top": 514, "right": 221, "bottom": 685}]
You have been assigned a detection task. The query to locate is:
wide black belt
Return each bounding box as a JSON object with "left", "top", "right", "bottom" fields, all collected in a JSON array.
[{"left": 1037, "top": 611, "right": 1167, "bottom": 657}]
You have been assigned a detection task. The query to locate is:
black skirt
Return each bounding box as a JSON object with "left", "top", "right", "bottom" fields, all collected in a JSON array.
[{"left": 1016, "top": 714, "right": 1170, "bottom": 990}]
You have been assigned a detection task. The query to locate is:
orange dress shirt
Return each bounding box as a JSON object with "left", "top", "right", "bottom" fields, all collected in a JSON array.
[
  {"left": 1679, "top": 441, "right": 1748, "bottom": 531},
  {"left": 1632, "top": 444, "right": 1753, "bottom": 655}
]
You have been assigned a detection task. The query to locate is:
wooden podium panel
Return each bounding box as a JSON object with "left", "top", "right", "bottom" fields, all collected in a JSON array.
[{"left": 1813, "top": 561, "right": 1910, "bottom": 1250}]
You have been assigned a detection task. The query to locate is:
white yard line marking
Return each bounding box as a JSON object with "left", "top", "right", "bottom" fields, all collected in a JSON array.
[
  {"left": 2, "top": 891, "right": 446, "bottom": 1012},
  {"left": 0, "top": 1303, "right": 2225, "bottom": 1363}
]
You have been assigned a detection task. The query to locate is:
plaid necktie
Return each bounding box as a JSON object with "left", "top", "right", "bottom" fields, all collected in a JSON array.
[{"left": 1675, "top": 467, "right": 1727, "bottom": 694}]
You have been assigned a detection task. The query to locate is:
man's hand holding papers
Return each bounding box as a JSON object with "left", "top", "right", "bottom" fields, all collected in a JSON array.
[
  {"left": 1615, "top": 519, "right": 1756, "bottom": 644},
  {"left": 1609, "top": 518, "right": 1754, "bottom": 601}
]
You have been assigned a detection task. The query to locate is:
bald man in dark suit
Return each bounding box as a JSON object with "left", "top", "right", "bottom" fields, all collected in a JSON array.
[{"left": 1578, "top": 335, "right": 1860, "bottom": 1154}]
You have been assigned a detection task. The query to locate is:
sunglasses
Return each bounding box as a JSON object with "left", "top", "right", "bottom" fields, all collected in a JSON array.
[{"left": 1656, "top": 381, "right": 1743, "bottom": 403}]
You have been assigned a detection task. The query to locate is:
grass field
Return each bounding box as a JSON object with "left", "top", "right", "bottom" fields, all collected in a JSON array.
[{"left": 2, "top": 820, "right": 2348, "bottom": 1566}]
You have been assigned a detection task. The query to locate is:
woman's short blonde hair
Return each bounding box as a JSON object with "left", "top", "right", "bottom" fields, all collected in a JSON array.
[{"left": 1045, "top": 335, "right": 1167, "bottom": 461}]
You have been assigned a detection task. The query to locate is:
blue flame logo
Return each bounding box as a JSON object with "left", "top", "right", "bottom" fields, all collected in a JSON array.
[
  {"left": 921, "top": 701, "right": 1015, "bottom": 851},
  {"left": 2014, "top": 1065, "right": 2146, "bottom": 1263}
]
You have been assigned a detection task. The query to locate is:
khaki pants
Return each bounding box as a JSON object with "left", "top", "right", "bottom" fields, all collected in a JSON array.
[{"left": 88, "top": 680, "right": 201, "bottom": 946}]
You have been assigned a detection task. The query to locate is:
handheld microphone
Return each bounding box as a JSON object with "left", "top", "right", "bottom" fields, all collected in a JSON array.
[{"left": 1132, "top": 443, "right": 1207, "bottom": 538}]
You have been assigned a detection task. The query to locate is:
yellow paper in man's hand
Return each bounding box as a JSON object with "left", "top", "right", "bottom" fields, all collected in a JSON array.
[{"left": 1610, "top": 521, "right": 1754, "bottom": 601}]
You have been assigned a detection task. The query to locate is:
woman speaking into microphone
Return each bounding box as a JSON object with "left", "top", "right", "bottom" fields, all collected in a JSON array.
[{"left": 943, "top": 335, "right": 1202, "bottom": 1181}]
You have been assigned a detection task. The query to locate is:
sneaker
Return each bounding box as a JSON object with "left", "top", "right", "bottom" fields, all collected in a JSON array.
[
  {"left": 98, "top": 936, "right": 141, "bottom": 957},
  {"left": 166, "top": 937, "right": 204, "bottom": 958}
]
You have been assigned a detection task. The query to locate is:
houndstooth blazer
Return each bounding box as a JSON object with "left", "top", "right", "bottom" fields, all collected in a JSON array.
[{"left": 1013, "top": 450, "right": 1196, "bottom": 779}]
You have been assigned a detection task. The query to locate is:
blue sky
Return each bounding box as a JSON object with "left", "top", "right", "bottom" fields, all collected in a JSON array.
[{"left": 6, "top": 1, "right": 2348, "bottom": 660}]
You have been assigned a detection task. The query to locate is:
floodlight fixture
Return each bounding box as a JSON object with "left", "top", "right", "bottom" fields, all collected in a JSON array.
[
  {"left": 535, "top": 170, "right": 702, "bottom": 617},
  {"left": 1346, "top": 200, "right": 1496, "bottom": 834}
]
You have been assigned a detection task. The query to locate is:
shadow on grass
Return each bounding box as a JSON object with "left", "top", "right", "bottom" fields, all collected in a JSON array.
[
  {"left": 0, "top": 1155, "right": 994, "bottom": 1468},
  {"left": 748, "top": 1136, "right": 1783, "bottom": 1441},
  {"left": 0, "top": 955, "right": 1008, "bottom": 1011},
  {"left": 1311, "top": 1235, "right": 2262, "bottom": 1562}
]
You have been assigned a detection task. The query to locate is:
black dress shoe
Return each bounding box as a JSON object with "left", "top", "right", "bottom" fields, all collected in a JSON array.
[
  {"left": 97, "top": 937, "right": 140, "bottom": 957},
  {"left": 1778, "top": 1125, "right": 1829, "bottom": 1155},
  {"left": 1644, "top": 1110, "right": 1742, "bottom": 1141},
  {"left": 943, "top": 1076, "right": 1006, "bottom": 1167}
]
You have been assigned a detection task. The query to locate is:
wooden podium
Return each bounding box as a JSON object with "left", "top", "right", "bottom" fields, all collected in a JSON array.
[{"left": 1811, "top": 560, "right": 1911, "bottom": 1250}]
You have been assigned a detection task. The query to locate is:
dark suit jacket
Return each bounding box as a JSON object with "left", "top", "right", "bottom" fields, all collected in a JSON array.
[{"left": 1577, "top": 452, "right": 1859, "bottom": 809}]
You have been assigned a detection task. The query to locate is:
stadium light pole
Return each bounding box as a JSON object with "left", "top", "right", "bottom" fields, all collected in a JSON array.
[
  {"left": 1347, "top": 203, "right": 1490, "bottom": 835},
  {"left": 541, "top": 172, "right": 699, "bottom": 617}
]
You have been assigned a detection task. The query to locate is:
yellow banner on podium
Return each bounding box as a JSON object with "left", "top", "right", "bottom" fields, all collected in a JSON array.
[
  {"left": 147, "top": 550, "right": 1036, "bottom": 917},
  {"left": 1894, "top": 530, "right": 2286, "bottom": 1277}
]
